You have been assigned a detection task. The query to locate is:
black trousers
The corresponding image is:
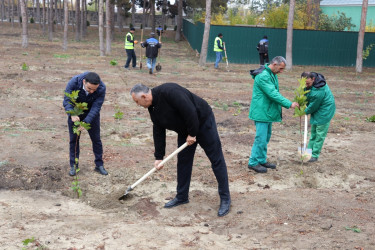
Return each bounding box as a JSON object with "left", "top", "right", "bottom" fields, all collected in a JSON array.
[
  {"left": 125, "top": 49, "right": 137, "bottom": 68},
  {"left": 176, "top": 113, "right": 230, "bottom": 201},
  {"left": 259, "top": 53, "right": 269, "bottom": 65},
  {"left": 68, "top": 115, "right": 103, "bottom": 168}
]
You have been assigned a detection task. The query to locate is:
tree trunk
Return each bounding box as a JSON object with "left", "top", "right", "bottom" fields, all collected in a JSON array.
[
  {"left": 285, "top": 0, "right": 295, "bottom": 70},
  {"left": 151, "top": 0, "right": 155, "bottom": 32},
  {"left": 142, "top": 0, "right": 146, "bottom": 28},
  {"left": 161, "top": 0, "right": 167, "bottom": 29},
  {"left": 18, "top": 0, "right": 21, "bottom": 27},
  {"left": 131, "top": 0, "right": 135, "bottom": 27},
  {"left": 175, "top": 0, "right": 182, "bottom": 42},
  {"left": 42, "top": 0, "right": 46, "bottom": 35},
  {"left": 70, "top": 0, "right": 74, "bottom": 31},
  {"left": 75, "top": 0, "right": 80, "bottom": 40},
  {"left": 37, "top": 0, "right": 40, "bottom": 27},
  {"left": 98, "top": 0, "right": 104, "bottom": 56},
  {"left": 48, "top": 0, "right": 53, "bottom": 41},
  {"left": 118, "top": 5, "right": 123, "bottom": 32},
  {"left": 80, "top": 0, "right": 83, "bottom": 39},
  {"left": 11, "top": 0, "right": 14, "bottom": 27},
  {"left": 199, "top": 0, "right": 212, "bottom": 66},
  {"left": 63, "top": 0, "right": 68, "bottom": 50},
  {"left": 356, "top": 0, "right": 368, "bottom": 73},
  {"left": 110, "top": 2, "right": 114, "bottom": 40},
  {"left": 20, "top": 0, "right": 28, "bottom": 48},
  {"left": 313, "top": 0, "right": 320, "bottom": 29},
  {"left": 83, "top": 0, "right": 87, "bottom": 36},
  {"left": 1, "top": 0, "right": 4, "bottom": 22},
  {"left": 105, "top": 0, "right": 111, "bottom": 55}
]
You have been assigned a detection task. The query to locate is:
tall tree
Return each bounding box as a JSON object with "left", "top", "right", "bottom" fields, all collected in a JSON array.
[
  {"left": 36, "top": 0, "right": 40, "bottom": 27},
  {"left": 150, "top": 0, "right": 155, "bottom": 32},
  {"left": 42, "top": 0, "right": 46, "bottom": 34},
  {"left": 175, "top": 0, "right": 182, "bottom": 41},
  {"left": 75, "top": 0, "right": 80, "bottom": 40},
  {"left": 80, "top": 0, "right": 84, "bottom": 39},
  {"left": 48, "top": 0, "right": 53, "bottom": 41},
  {"left": 20, "top": 0, "right": 28, "bottom": 48},
  {"left": 105, "top": 0, "right": 111, "bottom": 54},
  {"left": 131, "top": 0, "right": 135, "bottom": 27},
  {"left": 161, "top": 0, "right": 167, "bottom": 29},
  {"left": 11, "top": 0, "right": 14, "bottom": 27},
  {"left": 63, "top": 0, "right": 68, "bottom": 50},
  {"left": 356, "top": 0, "right": 368, "bottom": 73},
  {"left": 1, "top": 0, "right": 4, "bottom": 22},
  {"left": 199, "top": 0, "right": 212, "bottom": 66},
  {"left": 285, "top": 0, "right": 295, "bottom": 70},
  {"left": 99, "top": 0, "right": 104, "bottom": 56}
]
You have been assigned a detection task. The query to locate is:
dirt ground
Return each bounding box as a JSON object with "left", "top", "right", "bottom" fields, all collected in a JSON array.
[{"left": 1, "top": 23, "right": 375, "bottom": 249}]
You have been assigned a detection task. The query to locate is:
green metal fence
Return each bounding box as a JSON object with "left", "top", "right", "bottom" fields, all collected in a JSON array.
[{"left": 183, "top": 19, "right": 375, "bottom": 67}]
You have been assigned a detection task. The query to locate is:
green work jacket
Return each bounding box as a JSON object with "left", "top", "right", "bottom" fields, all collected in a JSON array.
[
  {"left": 249, "top": 64, "right": 292, "bottom": 122},
  {"left": 305, "top": 84, "right": 336, "bottom": 125},
  {"left": 125, "top": 32, "right": 134, "bottom": 49}
]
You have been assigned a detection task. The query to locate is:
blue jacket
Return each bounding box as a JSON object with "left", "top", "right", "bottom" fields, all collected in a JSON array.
[
  {"left": 63, "top": 72, "right": 106, "bottom": 124},
  {"left": 141, "top": 37, "right": 161, "bottom": 58}
]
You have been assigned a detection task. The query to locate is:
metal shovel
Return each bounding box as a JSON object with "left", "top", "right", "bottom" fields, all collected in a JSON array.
[
  {"left": 119, "top": 142, "right": 189, "bottom": 200},
  {"left": 298, "top": 115, "right": 312, "bottom": 160},
  {"left": 223, "top": 43, "right": 229, "bottom": 71},
  {"left": 139, "top": 29, "right": 144, "bottom": 70}
]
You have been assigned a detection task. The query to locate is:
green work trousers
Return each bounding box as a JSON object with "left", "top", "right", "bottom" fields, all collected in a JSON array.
[
  {"left": 308, "top": 122, "right": 330, "bottom": 158},
  {"left": 248, "top": 121, "right": 272, "bottom": 166}
]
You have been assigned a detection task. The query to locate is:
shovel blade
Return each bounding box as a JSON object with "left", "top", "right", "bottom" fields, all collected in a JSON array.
[
  {"left": 156, "top": 64, "right": 162, "bottom": 72},
  {"left": 298, "top": 147, "right": 312, "bottom": 161},
  {"left": 118, "top": 186, "right": 133, "bottom": 200}
]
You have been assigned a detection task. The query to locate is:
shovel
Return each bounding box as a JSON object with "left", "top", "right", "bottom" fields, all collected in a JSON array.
[
  {"left": 119, "top": 142, "right": 189, "bottom": 200},
  {"left": 223, "top": 43, "right": 230, "bottom": 72},
  {"left": 139, "top": 28, "right": 144, "bottom": 70},
  {"left": 156, "top": 33, "right": 162, "bottom": 72},
  {"left": 298, "top": 115, "right": 312, "bottom": 160}
]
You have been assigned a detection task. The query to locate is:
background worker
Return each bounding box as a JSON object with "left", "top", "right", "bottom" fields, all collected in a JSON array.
[
  {"left": 124, "top": 27, "right": 138, "bottom": 70},
  {"left": 214, "top": 33, "right": 225, "bottom": 69},
  {"left": 141, "top": 32, "right": 162, "bottom": 74},
  {"left": 156, "top": 25, "right": 163, "bottom": 37},
  {"left": 248, "top": 56, "right": 299, "bottom": 173},
  {"left": 301, "top": 72, "right": 336, "bottom": 162},
  {"left": 257, "top": 35, "right": 269, "bottom": 65},
  {"left": 63, "top": 72, "right": 108, "bottom": 176},
  {"left": 130, "top": 83, "right": 231, "bottom": 217}
]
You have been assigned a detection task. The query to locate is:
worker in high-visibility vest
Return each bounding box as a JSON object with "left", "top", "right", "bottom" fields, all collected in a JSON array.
[
  {"left": 124, "top": 27, "right": 138, "bottom": 69},
  {"left": 213, "top": 33, "right": 225, "bottom": 69}
]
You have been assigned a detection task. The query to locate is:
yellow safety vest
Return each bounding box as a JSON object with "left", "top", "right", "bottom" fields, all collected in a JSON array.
[
  {"left": 214, "top": 37, "right": 223, "bottom": 52},
  {"left": 125, "top": 32, "right": 134, "bottom": 49}
]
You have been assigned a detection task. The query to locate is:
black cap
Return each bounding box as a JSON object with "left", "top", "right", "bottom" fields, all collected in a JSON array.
[
  {"left": 218, "top": 33, "right": 223, "bottom": 37},
  {"left": 130, "top": 27, "right": 135, "bottom": 31}
]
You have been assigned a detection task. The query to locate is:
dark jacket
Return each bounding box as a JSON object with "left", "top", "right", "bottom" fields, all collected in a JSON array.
[
  {"left": 141, "top": 37, "right": 162, "bottom": 58},
  {"left": 257, "top": 39, "right": 269, "bottom": 54},
  {"left": 148, "top": 83, "right": 212, "bottom": 159},
  {"left": 63, "top": 72, "right": 106, "bottom": 124}
]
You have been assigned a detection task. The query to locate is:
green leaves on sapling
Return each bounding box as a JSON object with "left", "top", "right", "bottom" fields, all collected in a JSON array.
[{"left": 293, "top": 77, "right": 310, "bottom": 118}]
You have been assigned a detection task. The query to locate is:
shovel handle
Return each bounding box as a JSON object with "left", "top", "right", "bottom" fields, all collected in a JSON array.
[{"left": 130, "top": 142, "right": 189, "bottom": 189}]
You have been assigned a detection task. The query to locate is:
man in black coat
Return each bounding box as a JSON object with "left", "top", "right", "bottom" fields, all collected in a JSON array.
[
  {"left": 257, "top": 35, "right": 269, "bottom": 65},
  {"left": 63, "top": 72, "right": 108, "bottom": 176},
  {"left": 130, "top": 83, "right": 231, "bottom": 217}
]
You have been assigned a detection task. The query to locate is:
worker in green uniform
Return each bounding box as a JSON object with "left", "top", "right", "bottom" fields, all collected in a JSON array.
[
  {"left": 301, "top": 72, "right": 336, "bottom": 162},
  {"left": 248, "top": 56, "right": 299, "bottom": 173}
]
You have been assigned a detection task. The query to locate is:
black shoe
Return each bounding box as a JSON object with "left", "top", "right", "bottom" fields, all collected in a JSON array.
[
  {"left": 218, "top": 199, "right": 231, "bottom": 217},
  {"left": 94, "top": 166, "right": 108, "bottom": 175},
  {"left": 149, "top": 69, "right": 152, "bottom": 74},
  {"left": 164, "top": 197, "right": 189, "bottom": 208},
  {"left": 69, "top": 167, "right": 76, "bottom": 176},
  {"left": 260, "top": 162, "right": 276, "bottom": 169},
  {"left": 308, "top": 157, "right": 318, "bottom": 163},
  {"left": 248, "top": 164, "right": 267, "bottom": 173}
]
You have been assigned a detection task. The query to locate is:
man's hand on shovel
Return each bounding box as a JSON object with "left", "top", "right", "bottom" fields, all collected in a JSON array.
[{"left": 155, "top": 136, "right": 196, "bottom": 170}]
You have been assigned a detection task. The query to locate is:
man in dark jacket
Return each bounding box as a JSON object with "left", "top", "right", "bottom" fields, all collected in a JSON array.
[
  {"left": 141, "top": 32, "right": 162, "bottom": 74},
  {"left": 301, "top": 72, "right": 336, "bottom": 162},
  {"left": 63, "top": 72, "right": 108, "bottom": 176},
  {"left": 257, "top": 35, "right": 269, "bottom": 65},
  {"left": 130, "top": 83, "right": 231, "bottom": 217}
]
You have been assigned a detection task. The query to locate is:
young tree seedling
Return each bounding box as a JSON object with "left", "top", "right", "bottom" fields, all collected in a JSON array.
[{"left": 65, "top": 90, "right": 91, "bottom": 198}]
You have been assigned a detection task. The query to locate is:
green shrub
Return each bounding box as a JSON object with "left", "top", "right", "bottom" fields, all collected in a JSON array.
[
  {"left": 86, "top": 20, "right": 90, "bottom": 26},
  {"left": 30, "top": 17, "right": 35, "bottom": 23}
]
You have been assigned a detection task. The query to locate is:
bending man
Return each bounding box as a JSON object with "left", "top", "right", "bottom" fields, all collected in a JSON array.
[{"left": 130, "top": 83, "right": 231, "bottom": 217}]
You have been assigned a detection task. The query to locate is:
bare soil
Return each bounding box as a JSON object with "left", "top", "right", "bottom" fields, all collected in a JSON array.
[{"left": 1, "top": 23, "right": 375, "bottom": 249}]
